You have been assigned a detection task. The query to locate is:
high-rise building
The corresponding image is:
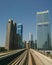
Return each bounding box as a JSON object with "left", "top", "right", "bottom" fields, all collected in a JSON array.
[
  {"left": 23, "top": 41, "right": 29, "bottom": 49},
  {"left": 29, "top": 32, "right": 33, "bottom": 41},
  {"left": 17, "top": 24, "right": 23, "bottom": 48},
  {"left": 29, "top": 33, "right": 34, "bottom": 49},
  {"left": 34, "top": 40, "right": 37, "bottom": 49},
  {"left": 13, "top": 22, "right": 17, "bottom": 49},
  {"left": 5, "top": 19, "right": 14, "bottom": 50},
  {"left": 36, "top": 10, "right": 51, "bottom": 50},
  {"left": 5, "top": 19, "right": 17, "bottom": 50}
]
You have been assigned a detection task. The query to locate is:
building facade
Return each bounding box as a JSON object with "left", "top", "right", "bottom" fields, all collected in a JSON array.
[
  {"left": 36, "top": 10, "right": 51, "bottom": 50},
  {"left": 13, "top": 22, "right": 17, "bottom": 49},
  {"left": 29, "top": 32, "right": 33, "bottom": 41},
  {"left": 5, "top": 19, "right": 17, "bottom": 50},
  {"left": 17, "top": 24, "right": 23, "bottom": 48},
  {"left": 29, "top": 33, "right": 34, "bottom": 49}
]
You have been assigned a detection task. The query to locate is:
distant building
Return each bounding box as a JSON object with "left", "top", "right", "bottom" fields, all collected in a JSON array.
[
  {"left": 17, "top": 24, "right": 23, "bottom": 48},
  {"left": 0, "top": 47, "right": 7, "bottom": 52},
  {"left": 29, "top": 32, "right": 33, "bottom": 41},
  {"left": 36, "top": 10, "right": 51, "bottom": 50},
  {"left": 29, "top": 33, "right": 34, "bottom": 49},
  {"left": 34, "top": 40, "right": 37, "bottom": 49},
  {"left": 24, "top": 41, "right": 29, "bottom": 49},
  {"left": 5, "top": 19, "right": 17, "bottom": 50}
]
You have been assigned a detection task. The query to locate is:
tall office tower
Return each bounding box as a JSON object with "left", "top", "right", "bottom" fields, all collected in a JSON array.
[
  {"left": 5, "top": 19, "right": 14, "bottom": 50},
  {"left": 13, "top": 22, "right": 17, "bottom": 49},
  {"left": 36, "top": 10, "right": 51, "bottom": 50},
  {"left": 5, "top": 19, "right": 17, "bottom": 50},
  {"left": 17, "top": 24, "right": 23, "bottom": 48},
  {"left": 29, "top": 32, "right": 33, "bottom": 41},
  {"left": 29, "top": 33, "right": 34, "bottom": 49}
]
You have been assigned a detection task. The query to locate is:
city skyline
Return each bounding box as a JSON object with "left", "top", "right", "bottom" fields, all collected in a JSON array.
[{"left": 0, "top": 0, "right": 52, "bottom": 47}]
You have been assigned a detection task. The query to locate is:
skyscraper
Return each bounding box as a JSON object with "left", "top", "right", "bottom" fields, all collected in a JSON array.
[
  {"left": 5, "top": 19, "right": 14, "bottom": 50},
  {"left": 36, "top": 10, "right": 51, "bottom": 50},
  {"left": 29, "top": 33, "right": 34, "bottom": 49},
  {"left": 17, "top": 24, "right": 23, "bottom": 48},
  {"left": 13, "top": 22, "right": 17, "bottom": 49},
  {"left": 29, "top": 32, "right": 33, "bottom": 41},
  {"left": 5, "top": 19, "right": 17, "bottom": 50}
]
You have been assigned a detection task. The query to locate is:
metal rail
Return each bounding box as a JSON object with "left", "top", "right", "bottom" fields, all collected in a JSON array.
[
  {"left": 1, "top": 49, "right": 52, "bottom": 65},
  {"left": 0, "top": 49, "right": 25, "bottom": 59},
  {"left": 8, "top": 50, "right": 28, "bottom": 65},
  {"left": 30, "top": 49, "right": 52, "bottom": 65},
  {"left": 0, "top": 49, "right": 26, "bottom": 65}
]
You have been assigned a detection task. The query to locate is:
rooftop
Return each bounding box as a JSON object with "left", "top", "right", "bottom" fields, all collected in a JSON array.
[{"left": 37, "top": 10, "right": 49, "bottom": 14}]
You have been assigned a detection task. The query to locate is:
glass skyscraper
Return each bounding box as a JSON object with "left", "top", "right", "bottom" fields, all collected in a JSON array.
[
  {"left": 36, "top": 10, "right": 51, "bottom": 49},
  {"left": 17, "top": 24, "right": 23, "bottom": 48}
]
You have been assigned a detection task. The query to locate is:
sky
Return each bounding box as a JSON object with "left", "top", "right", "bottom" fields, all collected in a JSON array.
[{"left": 0, "top": 0, "right": 52, "bottom": 47}]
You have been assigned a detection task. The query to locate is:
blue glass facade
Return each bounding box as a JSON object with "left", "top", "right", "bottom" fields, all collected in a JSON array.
[
  {"left": 18, "top": 25, "right": 23, "bottom": 37},
  {"left": 36, "top": 10, "right": 51, "bottom": 49},
  {"left": 17, "top": 24, "right": 23, "bottom": 48}
]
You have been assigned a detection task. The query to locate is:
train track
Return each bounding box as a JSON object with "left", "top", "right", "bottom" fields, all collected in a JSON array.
[
  {"left": 0, "top": 49, "right": 26, "bottom": 65},
  {"left": 30, "top": 49, "right": 52, "bottom": 65},
  {"left": 8, "top": 49, "right": 35, "bottom": 65},
  {"left": 0, "top": 49, "right": 52, "bottom": 65},
  {"left": 8, "top": 50, "right": 28, "bottom": 65}
]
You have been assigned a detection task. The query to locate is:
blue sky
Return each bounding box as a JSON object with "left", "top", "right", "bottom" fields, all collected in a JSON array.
[{"left": 0, "top": 0, "right": 52, "bottom": 47}]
